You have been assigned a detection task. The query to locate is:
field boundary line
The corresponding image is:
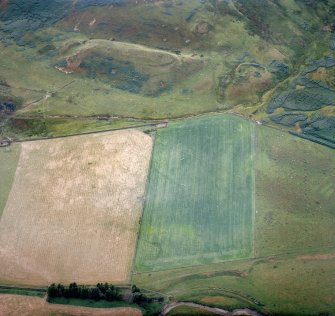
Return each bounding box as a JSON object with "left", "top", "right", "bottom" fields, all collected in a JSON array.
[
  {"left": 12, "top": 122, "right": 167, "bottom": 143},
  {"left": 133, "top": 116, "right": 259, "bottom": 273},
  {"left": 131, "top": 132, "right": 157, "bottom": 277},
  {"left": 0, "top": 285, "right": 47, "bottom": 292},
  {"left": 133, "top": 251, "right": 256, "bottom": 275},
  {"left": 251, "top": 122, "right": 256, "bottom": 259},
  {"left": 11, "top": 109, "right": 334, "bottom": 149},
  {"left": 0, "top": 143, "right": 21, "bottom": 219},
  {"left": 134, "top": 244, "right": 335, "bottom": 275}
]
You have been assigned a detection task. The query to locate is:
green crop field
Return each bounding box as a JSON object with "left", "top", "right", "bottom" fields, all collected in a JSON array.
[
  {"left": 135, "top": 115, "right": 255, "bottom": 271},
  {"left": 0, "top": 144, "right": 21, "bottom": 218}
]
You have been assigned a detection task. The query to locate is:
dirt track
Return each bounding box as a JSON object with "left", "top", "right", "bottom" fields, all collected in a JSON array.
[{"left": 160, "top": 302, "right": 261, "bottom": 316}]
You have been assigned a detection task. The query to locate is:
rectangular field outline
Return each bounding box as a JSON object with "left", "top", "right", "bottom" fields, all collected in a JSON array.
[
  {"left": 134, "top": 114, "right": 256, "bottom": 272},
  {"left": 0, "top": 129, "right": 153, "bottom": 285}
]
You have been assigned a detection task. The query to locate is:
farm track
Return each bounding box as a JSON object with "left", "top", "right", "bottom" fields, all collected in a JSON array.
[
  {"left": 15, "top": 104, "right": 238, "bottom": 122},
  {"left": 11, "top": 121, "right": 167, "bottom": 143},
  {"left": 9, "top": 111, "right": 252, "bottom": 144},
  {"left": 133, "top": 244, "right": 335, "bottom": 277},
  {"left": 20, "top": 80, "right": 77, "bottom": 109},
  {"left": 160, "top": 302, "right": 262, "bottom": 316}
]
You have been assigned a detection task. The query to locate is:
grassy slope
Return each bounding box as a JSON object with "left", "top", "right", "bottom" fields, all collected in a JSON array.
[
  {"left": 133, "top": 254, "right": 335, "bottom": 315},
  {"left": 30, "top": 73, "right": 218, "bottom": 119},
  {"left": 1, "top": 0, "right": 334, "bottom": 144},
  {"left": 0, "top": 1, "right": 218, "bottom": 121},
  {"left": 0, "top": 144, "right": 21, "bottom": 217},
  {"left": 135, "top": 115, "right": 254, "bottom": 271},
  {"left": 133, "top": 124, "right": 335, "bottom": 315},
  {"left": 1, "top": 1, "right": 334, "bottom": 128},
  {"left": 0, "top": 1, "right": 296, "bottom": 118},
  {"left": 6, "top": 35, "right": 217, "bottom": 120},
  {"left": 255, "top": 126, "right": 335, "bottom": 256},
  {"left": 0, "top": 43, "right": 70, "bottom": 98}
]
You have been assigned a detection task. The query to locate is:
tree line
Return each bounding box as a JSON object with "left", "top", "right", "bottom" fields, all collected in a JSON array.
[
  {"left": 47, "top": 282, "right": 165, "bottom": 304},
  {"left": 47, "top": 282, "right": 121, "bottom": 301}
]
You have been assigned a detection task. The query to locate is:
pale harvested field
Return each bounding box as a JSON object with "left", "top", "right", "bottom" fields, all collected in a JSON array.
[
  {"left": 0, "top": 294, "right": 142, "bottom": 316},
  {"left": 0, "top": 130, "right": 152, "bottom": 285}
]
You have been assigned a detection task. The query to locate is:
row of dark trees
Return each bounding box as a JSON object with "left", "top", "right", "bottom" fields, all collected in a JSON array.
[
  {"left": 47, "top": 282, "right": 165, "bottom": 305},
  {"left": 47, "top": 282, "right": 121, "bottom": 301}
]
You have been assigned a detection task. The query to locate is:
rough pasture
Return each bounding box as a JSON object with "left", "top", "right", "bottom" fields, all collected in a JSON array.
[{"left": 0, "top": 130, "right": 152, "bottom": 285}]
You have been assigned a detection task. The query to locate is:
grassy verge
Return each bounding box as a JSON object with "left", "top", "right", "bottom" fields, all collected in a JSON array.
[
  {"left": 0, "top": 144, "right": 21, "bottom": 217},
  {"left": 48, "top": 297, "right": 138, "bottom": 308},
  {"left": 0, "top": 287, "right": 46, "bottom": 298},
  {"left": 7, "top": 117, "right": 153, "bottom": 140},
  {"left": 48, "top": 297, "right": 162, "bottom": 315},
  {"left": 255, "top": 125, "right": 335, "bottom": 256}
]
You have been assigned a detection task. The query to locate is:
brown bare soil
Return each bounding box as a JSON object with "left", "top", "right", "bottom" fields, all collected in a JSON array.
[
  {"left": 0, "top": 130, "right": 152, "bottom": 285},
  {"left": 0, "top": 294, "right": 142, "bottom": 316}
]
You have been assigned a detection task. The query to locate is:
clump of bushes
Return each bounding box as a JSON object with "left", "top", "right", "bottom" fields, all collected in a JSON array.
[
  {"left": 268, "top": 60, "right": 289, "bottom": 81},
  {"left": 131, "top": 285, "right": 164, "bottom": 305},
  {"left": 267, "top": 88, "right": 334, "bottom": 113},
  {"left": 267, "top": 74, "right": 335, "bottom": 113},
  {"left": 270, "top": 112, "right": 308, "bottom": 126},
  {"left": 79, "top": 54, "right": 149, "bottom": 94},
  {"left": 302, "top": 114, "right": 335, "bottom": 145},
  {"left": 303, "top": 56, "right": 335, "bottom": 74}
]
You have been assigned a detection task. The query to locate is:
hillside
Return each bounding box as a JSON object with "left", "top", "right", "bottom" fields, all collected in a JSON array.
[
  {"left": 0, "top": 0, "right": 334, "bottom": 146},
  {"left": 0, "top": 1, "right": 335, "bottom": 316}
]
